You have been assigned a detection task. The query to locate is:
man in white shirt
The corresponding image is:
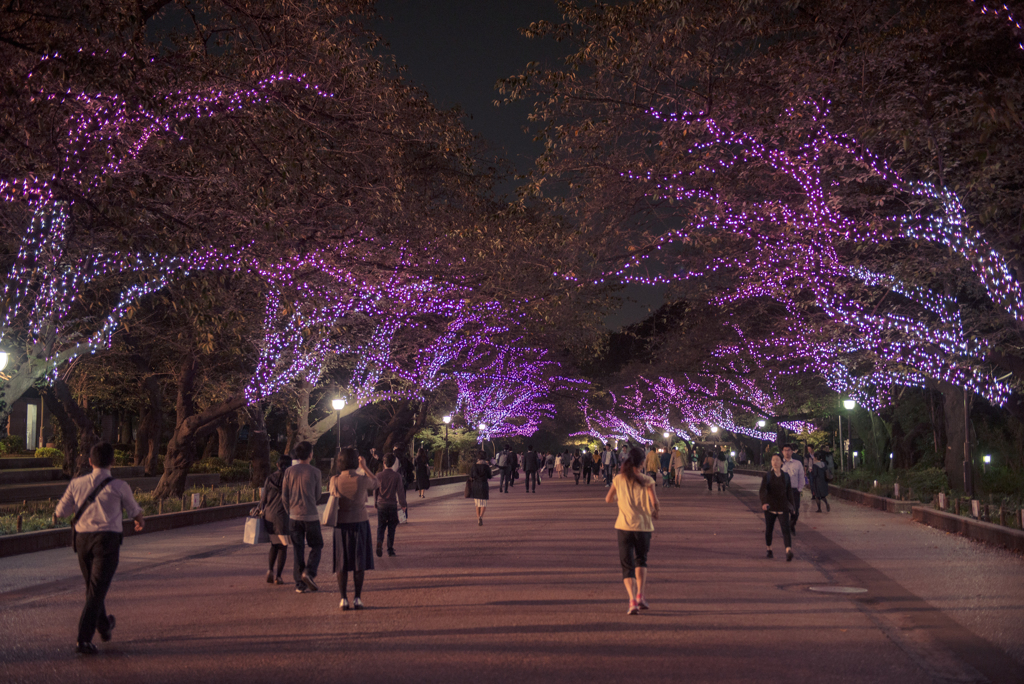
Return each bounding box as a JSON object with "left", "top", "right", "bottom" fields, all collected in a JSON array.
[
  {"left": 56, "top": 442, "right": 144, "bottom": 655},
  {"left": 780, "top": 444, "right": 807, "bottom": 533}
]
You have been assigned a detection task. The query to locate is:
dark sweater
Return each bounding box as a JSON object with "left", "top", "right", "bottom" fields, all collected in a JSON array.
[{"left": 759, "top": 469, "right": 792, "bottom": 512}]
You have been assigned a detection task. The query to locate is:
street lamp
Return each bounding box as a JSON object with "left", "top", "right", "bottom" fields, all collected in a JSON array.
[
  {"left": 331, "top": 397, "right": 346, "bottom": 457},
  {"left": 709, "top": 426, "right": 719, "bottom": 434},
  {"left": 983, "top": 454, "right": 991, "bottom": 473},
  {"left": 443, "top": 415, "right": 452, "bottom": 474},
  {"left": 0, "top": 349, "right": 8, "bottom": 371},
  {"left": 839, "top": 398, "right": 855, "bottom": 472},
  {"left": 756, "top": 420, "right": 767, "bottom": 464}
]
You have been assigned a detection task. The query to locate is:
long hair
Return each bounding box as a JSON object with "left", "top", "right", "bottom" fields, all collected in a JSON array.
[{"left": 621, "top": 447, "right": 646, "bottom": 484}]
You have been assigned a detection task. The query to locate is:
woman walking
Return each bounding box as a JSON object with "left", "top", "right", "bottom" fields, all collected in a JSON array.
[
  {"left": 414, "top": 448, "right": 431, "bottom": 499},
  {"left": 469, "top": 451, "right": 492, "bottom": 525},
  {"left": 258, "top": 454, "right": 292, "bottom": 584},
  {"left": 571, "top": 450, "right": 583, "bottom": 484},
  {"left": 605, "top": 447, "right": 660, "bottom": 615},
  {"left": 701, "top": 450, "right": 716, "bottom": 492},
  {"left": 809, "top": 450, "right": 831, "bottom": 512},
  {"left": 759, "top": 454, "right": 794, "bottom": 561},
  {"left": 330, "top": 448, "right": 379, "bottom": 610}
]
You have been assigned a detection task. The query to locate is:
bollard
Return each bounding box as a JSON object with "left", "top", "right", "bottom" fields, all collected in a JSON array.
[
  {"left": 893, "top": 483, "right": 900, "bottom": 500},
  {"left": 937, "top": 492, "right": 947, "bottom": 510},
  {"left": 971, "top": 499, "right": 981, "bottom": 518},
  {"left": 158, "top": 499, "right": 163, "bottom": 515},
  {"left": 235, "top": 490, "right": 241, "bottom": 504},
  {"left": 955, "top": 499, "right": 961, "bottom": 515},
  {"left": 52, "top": 512, "right": 57, "bottom": 527},
  {"left": 16, "top": 513, "right": 22, "bottom": 533},
  {"left": 999, "top": 505, "right": 1006, "bottom": 527}
]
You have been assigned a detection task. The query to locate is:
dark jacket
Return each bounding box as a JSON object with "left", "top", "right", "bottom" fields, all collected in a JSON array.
[
  {"left": 809, "top": 461, "right": 830, "bottom": 499},
  {"left": 522, "top": 450, "right": 540, "bottom": 472},
  {"left": 759, "top": 469, "right": 793, "bottom": 512},
  {"left": 469, "top": 462, "right": 491, "bottom": 500},
  {"left": 259, "top": 470, "right": 291, "bottom": 535}
]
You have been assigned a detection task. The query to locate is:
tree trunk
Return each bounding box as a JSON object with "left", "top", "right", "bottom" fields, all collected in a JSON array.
[
  {"left": 247, "top": 404, "right": 271, "bottom": 488},
  {"left": 133, "top": 372, "right": 164, "bottom": 475},
  {"left": 938, "top": 382, "right": 973, "bottom": 492},
  {"left": 43, "top": 378, "right": 99, "bottom": 477},
  {"left": 217, "top": 414, "right": 239, "bottom": 463},
  {"left": 153, "top": 356, "right": 247, "bottom": 499}
]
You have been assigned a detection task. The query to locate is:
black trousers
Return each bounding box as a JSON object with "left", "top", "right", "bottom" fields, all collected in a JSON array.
[
  {"left": 524, "top": 470, "right": 538, "bottom": 491},
  {"left": 499, "top": 467, "right": 513, "bottom": 492},
  {"left": 290, "top": 519, "right": 323, "bottom": 588},
  {"left": 616, "top": 530, "right": 652, "bottom": 579},
  {"left": 376, "top": 505, "right": 399, "bottom": 551},
  {"left": 764, "top": 510, "right": 792, "bottom": 548},
  {"left": 76, "top": 531, "right": 121, "bottom": 644},
  {"left": 790, "top": 489, "right": 801, "bottom": 527},
  {"left": 583, "top": 468, "right": 592, "bottom": 484}
]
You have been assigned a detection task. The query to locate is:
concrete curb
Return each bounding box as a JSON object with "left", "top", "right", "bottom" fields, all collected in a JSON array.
[{"left": 911, "top": 506, "right": 1024, "bottom": 554}]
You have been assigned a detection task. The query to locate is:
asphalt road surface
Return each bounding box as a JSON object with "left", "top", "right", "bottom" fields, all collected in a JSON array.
[{"left": 1, "top": 471, "right": 1022, "bottom": 684}]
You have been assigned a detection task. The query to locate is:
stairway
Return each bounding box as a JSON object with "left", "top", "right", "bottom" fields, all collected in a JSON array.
[{"left": 0, "top": 456, "right": 219, "bottom": 503}]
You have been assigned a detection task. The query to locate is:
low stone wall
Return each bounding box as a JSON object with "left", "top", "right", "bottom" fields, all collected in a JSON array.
[
  {"left": 912, "top": 506, "right": 1024, "bottom": 554},
  {"left": 0, "top": 472, "right": 473, "bottom": 558},
  {"left": 734, "top": 469, "right": 915, "bottom": 514}
]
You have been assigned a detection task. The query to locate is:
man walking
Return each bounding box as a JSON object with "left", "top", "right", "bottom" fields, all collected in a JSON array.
[
  {"left": 282, "top": 441, "right": 323, "bottom": 593},
  {"left": 497, "top": 449, "right": 513, "bottom": 493},
  {"left": 374, "top": 453, "right": 408, "bottom": 556},
  {"left": 522, "top": 445, "right": 540, "bottom": 493},
  {"left": 602, "top": 444, "right": 618, "bottom": 487},
  {"left": 780, "top": 444, "right": 807, "bottom": 534},
  {"left": 56, "top": 442, "right": 145, "bottom": 655}
]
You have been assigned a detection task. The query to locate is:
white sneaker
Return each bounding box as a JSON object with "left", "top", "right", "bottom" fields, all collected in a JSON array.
[{"left": 339, "top": 598, "right": 350, "bottom": 611}]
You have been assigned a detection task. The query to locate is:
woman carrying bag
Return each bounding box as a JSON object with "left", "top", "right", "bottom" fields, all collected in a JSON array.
[
  {"left": 258, "top": 454, "right": 292, "bottom": 584},
  {"left": 330, "top": 448, "right": 379, "bottom": 610}
]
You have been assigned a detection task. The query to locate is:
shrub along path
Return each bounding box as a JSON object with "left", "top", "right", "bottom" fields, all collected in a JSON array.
[{"left": 0, "top": 473, "right": 1021, "bottom": 684}]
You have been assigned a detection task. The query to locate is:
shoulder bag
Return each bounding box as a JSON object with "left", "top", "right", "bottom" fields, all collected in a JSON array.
[{"left": 321, "top": 477, "right": 339, "bottom": 526}]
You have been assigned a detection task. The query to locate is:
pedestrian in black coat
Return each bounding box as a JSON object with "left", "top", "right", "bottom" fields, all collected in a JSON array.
[{"left": 759, "top": 454, "right": 794, "bottom": 561}]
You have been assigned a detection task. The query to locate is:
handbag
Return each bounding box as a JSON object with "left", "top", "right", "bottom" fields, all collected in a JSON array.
[
  {"left": 243, "top": 515, "right": 270, "bottom": 544},
  {"left": 464, "top": 475, "right": 473, "bottom": 498},
  {"left": 398, "top": 508, "right": 408, "bottom": 524},
  {"left": 321, "top": 493, "right": 339, "bottom": 526}
]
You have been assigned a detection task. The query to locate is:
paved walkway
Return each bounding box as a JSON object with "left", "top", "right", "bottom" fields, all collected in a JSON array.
[{"left": 1, "top": 472, "right": 1021, "bottom": 684}]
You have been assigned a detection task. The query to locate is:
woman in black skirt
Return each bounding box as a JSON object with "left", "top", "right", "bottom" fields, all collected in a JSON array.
[
  {"left": 415, "top": 448, "right": 431, "bottom": 498},
  {"left": 468, "top": 451, "right": 492, "bottom": 525},
  {"left": 258, "top": 454, "right": 292, "bottom": 584},
  {"left": 331, "top": 448, "right": 379, "bottom": 610}
]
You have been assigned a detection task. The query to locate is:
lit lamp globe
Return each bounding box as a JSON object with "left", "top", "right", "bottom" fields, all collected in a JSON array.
[
  {"left": 843, "top": 399, "right": 856, "bottom": 410},
  {"left": 478, "top": 423, "right": 487, "bottom": 432},
  {"left": 662, "top": 432, "right": 669, "bottom": 438},
  {"left": 443, "top": 415, "right": 452, "bottom": 425},
  {"left": 710, "top": 426, "right": 719, "bottom": 433},
  {"left": 983, "top": 455, "right": 992, "bottom": 464},
  {"left": 757, "top": 420, "right": 766, "bottom": 428},
  {"left": 0, "top": 350, "right": 8, "bottom": 371},
  {"left": 331, "top": 398, "right": 346, "bottom": 411}
]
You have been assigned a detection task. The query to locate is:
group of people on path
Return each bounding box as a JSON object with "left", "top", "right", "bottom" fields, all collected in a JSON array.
[{"left": 55, "top": 433, "right": 837, "bottom": 654}]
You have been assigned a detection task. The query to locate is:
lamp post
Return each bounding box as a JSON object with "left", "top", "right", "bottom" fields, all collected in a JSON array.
[
  {"left": 331, "top": 397, "right": 346, "bottom": 458},
  {"left": 662, "top": 431, "right": 671, "bottom": 453},
  {"left": 839, "top": 399, "right": 855, "bottom": 471},
  {"left": 478, "top": 423, "right": 488, "bottom": 460},
  {"left": 443, "top": 415, "right": 452, "bottom": 474},
  {"left": 983, "top": 454, "right": 991, "bottom": 474},
  {"left": 757, "top": 420, "right": 767, "bottom": 464}
]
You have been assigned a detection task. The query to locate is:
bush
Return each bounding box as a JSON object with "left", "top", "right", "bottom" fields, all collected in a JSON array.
[
  {"left": 191, "top": 457, "right": 249, "bottom": 482},
  {"left": 113, "top": 449, "right": 133, "bottom": 467},
  {"left": 34, "top": 446, "right": 64, "bottom": 469},
  {"left": 0, "top": 435, "right": 25, "bottom": 454},
  {"left": 897, "top": 467, "right": 948, "bottom": 502}
]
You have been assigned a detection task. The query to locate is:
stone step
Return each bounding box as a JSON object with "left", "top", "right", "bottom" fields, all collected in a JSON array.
[
  {"left": 0, "top": 473, "right": 221, "bottom": 504},
  {"left": 0, "top": 465, "right": 145, "bottom": 486},
  {"left": 0, "top": 457, "right": 53, "bottom": 470}
]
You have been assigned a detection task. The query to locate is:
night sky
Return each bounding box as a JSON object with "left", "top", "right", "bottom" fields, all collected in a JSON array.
[{"left": 373, "top": 1, "right": 666, "bottom": 327}]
